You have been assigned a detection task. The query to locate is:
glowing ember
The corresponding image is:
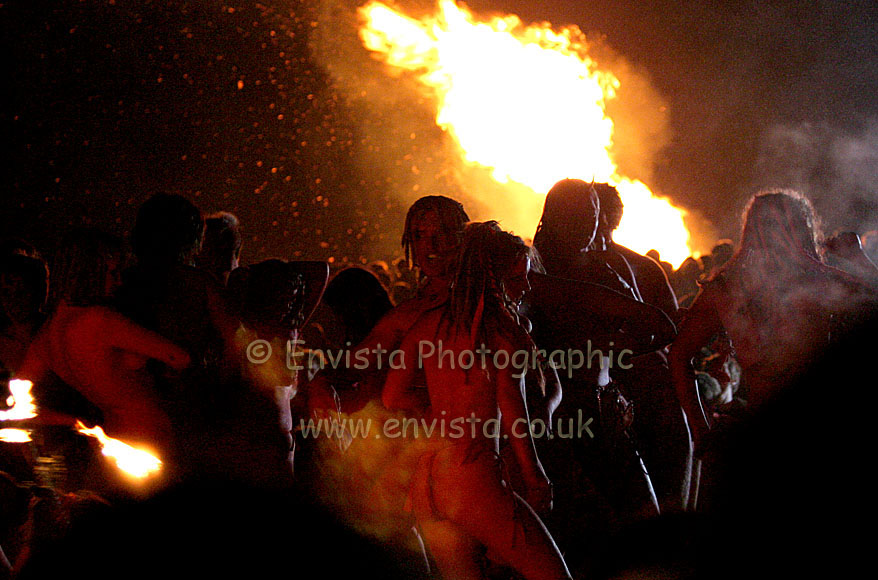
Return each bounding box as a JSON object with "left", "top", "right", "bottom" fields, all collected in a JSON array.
[
  {"left": 75, "top": 421, "right": 162, "bottom": 479},
  {"left": 359, "top": 0, "right": 692, "bottom": 266}
]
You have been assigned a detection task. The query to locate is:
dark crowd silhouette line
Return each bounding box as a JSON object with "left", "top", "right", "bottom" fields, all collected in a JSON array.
[{"left": 2, "top": 184, "right": 878, "bottom": 580}]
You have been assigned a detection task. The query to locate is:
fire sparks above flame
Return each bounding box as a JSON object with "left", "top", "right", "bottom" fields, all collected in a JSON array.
[
  {"left": 75, "top": 421, "right": 162, "bottom": 479},
  {"left": 0, "top": 379, "right": 37, "bottom": 442},
  {"left": 359, "top": 0, "right": 692, "bottom": 266}
]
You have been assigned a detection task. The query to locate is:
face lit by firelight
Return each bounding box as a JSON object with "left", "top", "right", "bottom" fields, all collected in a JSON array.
[
  {"left": 410, "top": 210, "right": 458, "bottom": 280},
  {"left": 502, "top": 255, "right": 531, "bottom": 305}
]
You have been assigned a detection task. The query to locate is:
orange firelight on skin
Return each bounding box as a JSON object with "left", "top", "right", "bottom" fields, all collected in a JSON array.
[{"left": 359, "top": 0, "right": 692, "bottom": 266}]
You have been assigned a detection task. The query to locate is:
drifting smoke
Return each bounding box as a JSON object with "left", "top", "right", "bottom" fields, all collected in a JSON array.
[
  {"left": 309, "top": 0, "right": 481, "bottom": 222},
  {"left": 753, "top": 117, "right": 878, "bottom": 237}
]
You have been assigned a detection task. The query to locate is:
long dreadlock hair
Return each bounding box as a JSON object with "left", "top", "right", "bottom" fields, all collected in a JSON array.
[
  {"left": 532, "top": 179, "right": 600, "bottom": 275},
  {"left": 400, "top": 195, "right": 469, "bottom": 271},
  {"left": 448, "top": 222, "right": 545, "bottom": 390},
  {"left": 714, "top": 189, "right": 824, "bottom": 286}
]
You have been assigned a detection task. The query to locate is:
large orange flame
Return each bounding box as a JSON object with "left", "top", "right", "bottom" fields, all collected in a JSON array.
[{"left": 359, "top": 0, "right": 692, "bottom": 266}]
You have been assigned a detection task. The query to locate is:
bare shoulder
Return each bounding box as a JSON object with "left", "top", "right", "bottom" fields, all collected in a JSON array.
[
  {"left": 617, "top": 244, "right": 667, "bottom": 276},
  {"left": 401, "top": 306, "right": 444, "bottom": 341},
  {"left": 685, "top": 279, "right": 725, "bottom": 316},
  {"left": 70, "top": 305, "right": 118, "bottom": 328}
]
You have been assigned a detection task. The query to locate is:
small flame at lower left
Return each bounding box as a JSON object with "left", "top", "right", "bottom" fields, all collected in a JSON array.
[
  {"left": 0, "top": 428, "right": 32, "bottom": 443},
  {"left": 1, "top": 379, "right": 37, "bottom": 421},
  {"left": 0, "top": 379, "right": 37, "bottom": 442}
]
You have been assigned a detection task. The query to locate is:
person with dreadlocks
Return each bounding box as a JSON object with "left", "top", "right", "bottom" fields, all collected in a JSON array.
[
  {"left": 524, "top": 179, "right": 678, "bottom": 569},
  {"left": 383, "top": 221, "right": 571, "bottom": 580},
  {"left": 312, "top": 195, "right": 470, "bottom": 412},
  {"left": 534, "top": 179, "right": 635, "bottom": 299},
  {"left": 296, "top": 196, "right": 470, "bottom": 575},
  {"left": 669, "top": 190, "right": 878, "bottom": 506}
]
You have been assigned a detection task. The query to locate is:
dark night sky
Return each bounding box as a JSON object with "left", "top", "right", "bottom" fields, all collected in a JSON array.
[{"left": 4, "top": 0, "right": 877, "bottom": 265}]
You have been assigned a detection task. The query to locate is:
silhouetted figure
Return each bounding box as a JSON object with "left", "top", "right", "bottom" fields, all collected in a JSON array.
[
  {"left": 586, "top": 184, "right": 692, "bottom": 515},
  {"left": 321, "top": 267, "right": 394, "bottom": 348},
  {"left": 196, "top": 211, "right": 243, "bottom": 286},
  {"left": 669, "top": 189, "right": 878, "bottom": 510},
  {"left": 698, "top": 254, "right": 714, "bottom": 281},
  {"left": 590, "top": 183, "right": 679, "bottom": 317},
  {"left": 115, "top": 194, "right": 290, "bottom": 489},
  {"left": 670, "top": 257, "right": 703, "bottom": 309},
  {"left": 117, "top": 194, "right": 238, "bottom": 370},
  {"left": 534, "top": 180, "right": 635, "bottom": 297},
  {"left": 529, "top": 179, "right": 676, "bottom": 571},
  {"left": 227, "top": 258, "right": 329, "bottom": 473},
  {"left": 19, "top": 229, "right": 189, "bottom": 495},
  {"left": 709, "top": 239, "right": 734, "bottom": 273},
  {"left": 646, "top": 249, "right": 674, "bottom": 282}
]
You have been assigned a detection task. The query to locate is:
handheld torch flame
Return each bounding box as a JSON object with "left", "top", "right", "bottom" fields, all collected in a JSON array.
[
  {"left": 0, "top": 428, "right": 32, "bottom": 443},
  {"left": 0, "top": 379, "right": 37, "bottom": 442},
  {"left": 75, "top": 421, "right": 162, "bottom": 479},
  {"left": 359, "top": 0, "right": 693, "bottom": 266}
]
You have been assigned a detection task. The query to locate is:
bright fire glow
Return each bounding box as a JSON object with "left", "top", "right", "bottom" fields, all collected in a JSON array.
[
  {"left": 359, "top": 0, "right": 692, "bottom": 266},
  {"left": 0, "top": 428, "right": 31, "bottom": 443},
  {"left": 0, "top": 379, "right": 37, "bottom": 442},
  {"left": 75, "top": 421, "right": 162, "bottom": 479},
  {"left": 1, "top": 379, "right": 37, "bottom": 421}
]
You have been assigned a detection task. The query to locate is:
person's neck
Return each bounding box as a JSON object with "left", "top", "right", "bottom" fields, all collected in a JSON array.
[
  {"left": 590, "top": 233, "right": 613, "bottom": 252},
  {"left": 420, "top": 276, "right": 450, "bottom": 299}
]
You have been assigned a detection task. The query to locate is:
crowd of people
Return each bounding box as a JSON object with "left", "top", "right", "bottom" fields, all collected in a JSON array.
[{"left": 2, "top": 183, "right": 878, "bottom": 579}]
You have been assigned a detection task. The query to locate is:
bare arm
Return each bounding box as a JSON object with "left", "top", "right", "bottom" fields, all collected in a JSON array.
[
  {"left": 632, "top": 249, "right": 679, "bottom": 316},
  {"left": 668, "top": 287, "right": 723, "bottom": 448},
  {"left": 526, "top": 362, "right": 562, "bottom": 427},
  {"left": 495, "top": 335, "right": 551, "bottom": 511},
  {"left": 542, "top": 364, "right": 563, "bottom": 424},
  {"left": 528, "top": 272, "right": 677, "bottom": 355},
  {"left": 95, "top": 308, "right": 191, "bottom": 370},
  {"left": 17, "top": 332, "right": 51, "bottom": 384},
  {"left": 205, "top": 279, "right": 247, "bottom": 371}
]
